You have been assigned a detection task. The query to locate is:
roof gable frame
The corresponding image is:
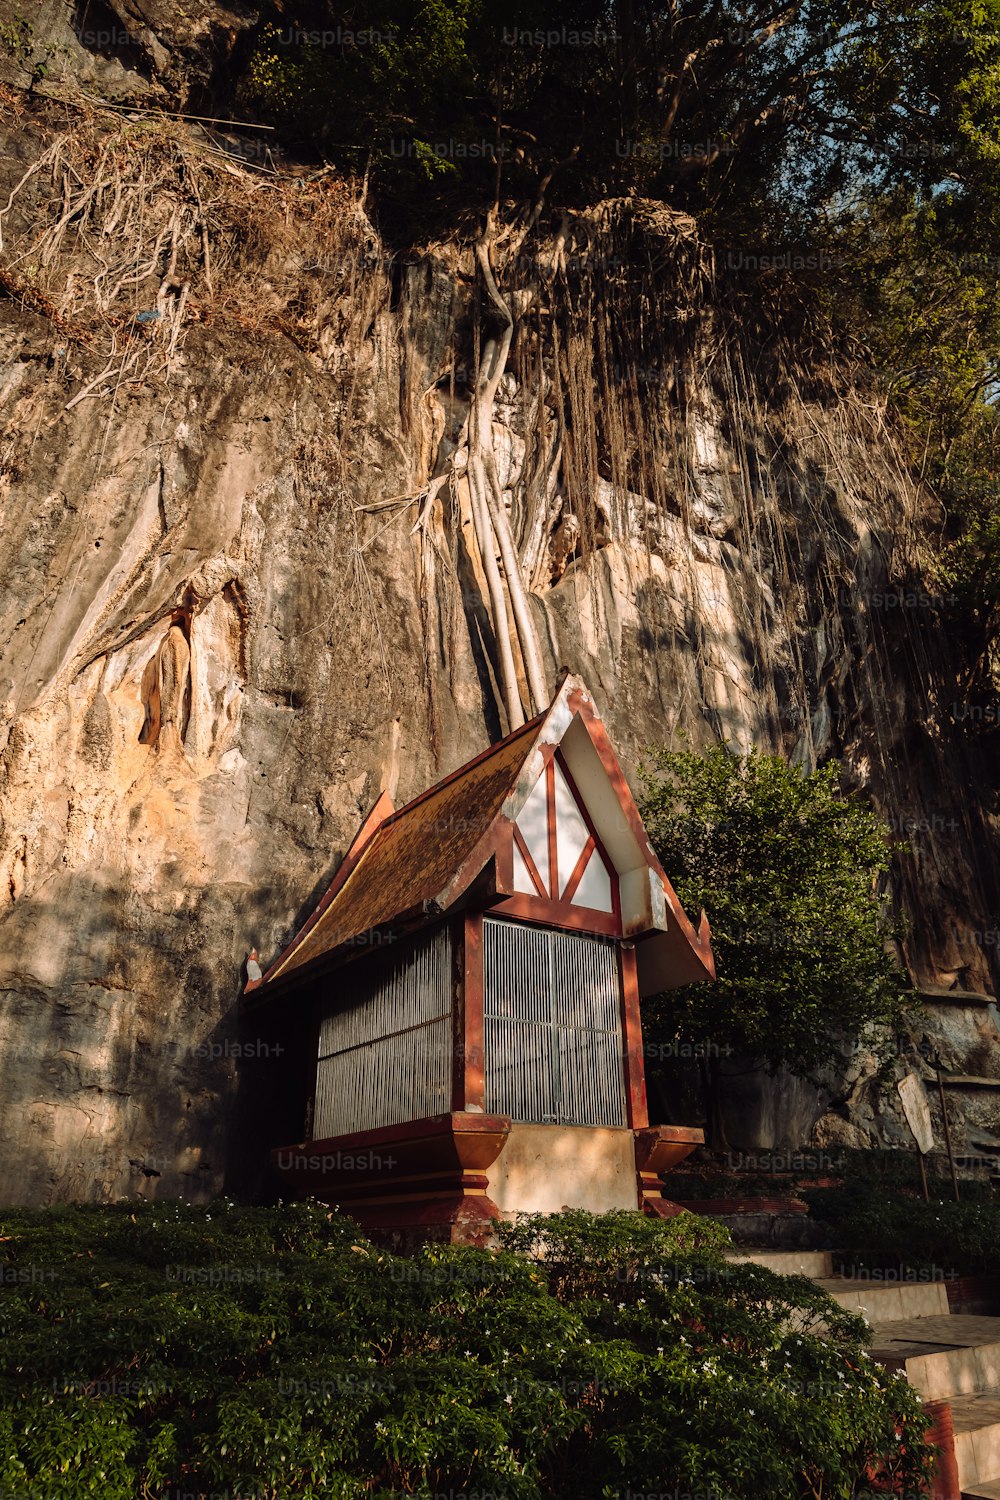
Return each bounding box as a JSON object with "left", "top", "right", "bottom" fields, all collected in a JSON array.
[{"left": 245, "top": 673, "right": 714, "bottom": 1001}]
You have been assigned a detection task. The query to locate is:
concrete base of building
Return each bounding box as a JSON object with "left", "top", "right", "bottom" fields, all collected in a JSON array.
[{"left": 271, "top": 1113, "right": 704, "bottom": 1246}]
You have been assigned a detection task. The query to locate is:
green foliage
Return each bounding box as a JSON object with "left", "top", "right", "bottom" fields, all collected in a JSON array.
[
  {"left": 241, "top": 2, "right": 481, "bottom": 190},
  {"left": 232, "top": 3, "right": 1000, "bottom": 229},
  {"left": 807, "top": 1177, "right": 1000, "bottom": 1276},
  {"left": 0, "top": 13, "right": 31, "bottom": 59},
  {"left": 638, "top": 745, "right": 917, "bottom": 1082},
  {"left": 0, "top": 12, "right": 56, "bottom": 84},
  {"left": 0, "top": 1198, "right": 933, "bottom": 1498}
]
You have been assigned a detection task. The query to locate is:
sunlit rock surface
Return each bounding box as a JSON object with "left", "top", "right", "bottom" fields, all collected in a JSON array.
[{"left": 0, "top": 60, "right": 997, "bottom": 1201}]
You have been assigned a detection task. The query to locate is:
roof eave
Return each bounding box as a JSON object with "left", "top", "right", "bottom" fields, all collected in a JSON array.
[
  {"left": 244, "top": 790, "right": 395, "bottom": 998},
  {"left": 243, "top": 855, "right": 504, "bottom": 1010}
]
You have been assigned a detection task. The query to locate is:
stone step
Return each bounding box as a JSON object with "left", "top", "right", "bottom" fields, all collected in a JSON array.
[
  {"left": 869, "top": 1316, "right": 1000, "bottom": 1401},
  {"left": 814, "top": 1276, "right": 950, "bottom": 1326},
  {"left": 950, "top": 1391, "right": 1000, "bottom": 1491},
  {"left": 963, "top": 1480, "right": 1000, "bottom": 1499},
  {"left": 725, "top": 1248, "right": 833, "bottom": 1277}
]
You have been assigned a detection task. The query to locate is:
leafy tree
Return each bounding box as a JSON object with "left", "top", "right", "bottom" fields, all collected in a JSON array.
[
  {"left": 814, "top": 187, "right": 1000, "bottom": 694},
  {"left": 234, "top": 2, "right": 1000, "bottom": 224},
  {"left": 638, "top": 744, "right": 917, "bottom": 1144},
  {"left": 239, "top": 0, "right": 484, "bottom": 216}
]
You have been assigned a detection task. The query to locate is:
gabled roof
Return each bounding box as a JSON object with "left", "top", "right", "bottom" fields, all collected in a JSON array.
[{"left": 245, "top": 673, "right": 714, "bottom": 1002}]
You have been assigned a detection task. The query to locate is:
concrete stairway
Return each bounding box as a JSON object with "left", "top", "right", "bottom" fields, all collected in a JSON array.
[{"left": 729, "top": 1249, "right": 1000, "bottom": 1498}]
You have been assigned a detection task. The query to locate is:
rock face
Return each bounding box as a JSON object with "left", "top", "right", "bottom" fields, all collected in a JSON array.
[
  {"left": 0, "top": 86, "right": 997, "bottom": 1204},
  {"left": 0, "top": 0, "right": 256, "bottom": 108}
]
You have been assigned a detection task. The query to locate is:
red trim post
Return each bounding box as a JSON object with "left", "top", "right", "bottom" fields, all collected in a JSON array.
[
  {"left": 619, "top": 941, "right": 649, "bottom": 1129},
  {"left": 494, "top": 823, "right": 514, "bottom": 895},
  {"left": 545, "top": 758, "right": 558, "bottom": 898},
  {"left": 561, "top": 835, "right": 596, "bottom": 903},
  {"left": 454, "top": 912, "right": 486, "bottom": 1112}
]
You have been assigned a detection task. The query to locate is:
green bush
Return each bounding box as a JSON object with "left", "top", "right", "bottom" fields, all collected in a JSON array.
[
  {"left": 0, "top": 1199, "right": 933, "bottom": 1498},
  {"left": 638, "top": 744, "right": 918, "bottom": 1143},
  {"left": 808, "top": 1179, "right": 1000, "bottom": 1278}
]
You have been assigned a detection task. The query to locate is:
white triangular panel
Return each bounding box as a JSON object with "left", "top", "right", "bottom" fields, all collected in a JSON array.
[
  {"left": 552, "top": 761, "right": 589, "bottom": 897},
  {"left": 515, "top": 772, "right": 549, "bottom": 894},
  {"left": 573, "top": 849, "right": 613, "bottom": 912},
  {"left": 512, "top": 840, "right": 538, "bottom": 896}
]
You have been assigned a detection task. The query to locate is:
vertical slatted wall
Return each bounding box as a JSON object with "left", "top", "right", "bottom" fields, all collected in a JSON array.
[
  {"left": 483, "top": 918, "right": 627, "bottom": 1127},
  {"left": 313, "top": 925, "right": 452, "bottom": 1139}
]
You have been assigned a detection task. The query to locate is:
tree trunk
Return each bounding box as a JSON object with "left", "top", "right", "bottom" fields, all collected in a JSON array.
[
  {"left": 471, "top": 230, "right": 549, "bottom": 717},
  {"left": 463, "top": 464, "right": 524, "bottom": 731}
]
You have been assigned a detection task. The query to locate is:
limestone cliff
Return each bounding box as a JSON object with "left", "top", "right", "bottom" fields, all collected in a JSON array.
[{"left": 0, "top": 68, "right": 997, "bottom": 1203}]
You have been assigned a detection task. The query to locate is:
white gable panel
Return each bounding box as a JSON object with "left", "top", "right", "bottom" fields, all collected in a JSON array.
[
  {"left": 573, "top": 850, "right": 613, "bottom": 912},
  {"left": 513, "top": 840, "right": 538, "bottom": 896},
  {"left": 552, "top": 761, "right": 590, "bottom": 896},
  {"left": 516, "top": 773, "right": 550, "bottom": 893},
  {"left": 559, "top": 713, "right": 646, "bottom": 874}
]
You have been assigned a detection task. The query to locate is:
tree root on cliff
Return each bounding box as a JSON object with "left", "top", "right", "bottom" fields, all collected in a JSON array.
[{"left": 0, "top": 99, "right": 379, "bottom": 389}]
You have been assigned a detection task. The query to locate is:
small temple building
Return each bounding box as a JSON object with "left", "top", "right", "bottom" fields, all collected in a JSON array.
[{"left": 243, "top": 673, "right": 715, "bottom": 1245}]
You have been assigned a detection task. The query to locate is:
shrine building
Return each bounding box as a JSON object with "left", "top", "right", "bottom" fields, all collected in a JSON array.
[{"left": 243, "top": 672, "right": 715, "bottom": 1246}]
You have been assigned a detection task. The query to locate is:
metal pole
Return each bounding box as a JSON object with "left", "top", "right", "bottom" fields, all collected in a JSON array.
[
  {"left": 917, "top": 1148, "right": 929, "bottom": 1202},
  {"left": 935, "top": 1057, "right": 961, "bottom": 1203}
]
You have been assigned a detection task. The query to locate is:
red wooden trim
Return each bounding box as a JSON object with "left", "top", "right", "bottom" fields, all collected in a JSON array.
[
  {"left": 561, "top": 695, "right": 712, "bottom": 976},
  {"left": 561, "top": 835, "right": 596, "bottom": 904},
  {"left": 554, "top": 749, "right": 613, "bottom": 867},
  {"left": 564, "top": 689, "right": 650, "bottom": 847},
  {"left": 554, "top": 748, "right": 620, "bottom": 921},
  {"left": 545, "top": 757, "right": 558, "bottom": 898},
  {"left": 493, "top": 825, "right": 514, "bottom": 895},
  {"left": 619, "top": 942, "right": 649, "bottom": 1129},
  {"left": 513, "top": 823, "right": 548, "bottom": 899},
  {"left": 460, "top": 912, "right": 486, "bottom": 1111},
  {"left": 489, "top": 891, "right": 620, "bottom": 937}
]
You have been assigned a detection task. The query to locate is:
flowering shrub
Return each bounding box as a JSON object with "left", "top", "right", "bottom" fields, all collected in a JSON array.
[{"left": 0, "top": 1200, "right": 933, "bottom": 1497}]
